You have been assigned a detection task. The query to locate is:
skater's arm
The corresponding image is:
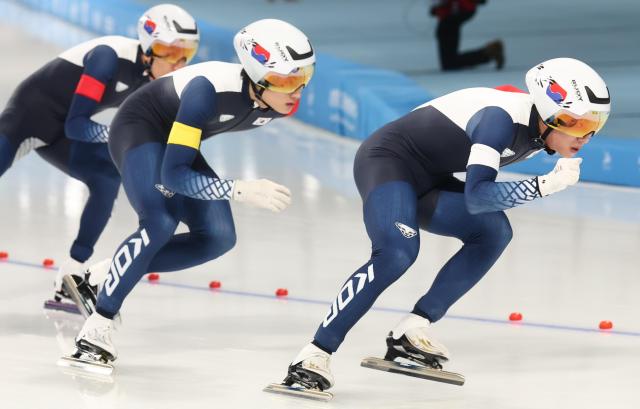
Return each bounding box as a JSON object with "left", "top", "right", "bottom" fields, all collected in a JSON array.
[
  {"left": 464, "top": 107, "right": 540, "bottom": 214},
  {"left": 160, "top": 76, "right": 235, "bottom": 200},
  {"left": 64, "top": 45, "right": 118, "bottom": 143}
]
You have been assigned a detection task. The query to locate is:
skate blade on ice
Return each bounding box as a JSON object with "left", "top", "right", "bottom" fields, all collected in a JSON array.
[
  {"left": 263, "top": 383, "right": 333, "bottom": 401},
  {"left": 57, "top": 355, "right": 114, "bottom": 376},
  {"left": 361, "top": 357, "right": 465, "bottom": 386},
  {"left": 43, "top": 299, "right": 81, "bottom": 315},
  {"left": 61, "top": 275, "right": 94, "bottom": 319},
  {"left": 58, "top": 365, "right": 115, "bottom": 384}
]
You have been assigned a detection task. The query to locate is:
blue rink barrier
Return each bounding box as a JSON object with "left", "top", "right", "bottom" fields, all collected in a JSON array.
[
  {"left": 19, "top": 0, "right": 640, "bottom": 187},
  {"left": 508, "top": 136, "right": 640, "bottom": 187}
]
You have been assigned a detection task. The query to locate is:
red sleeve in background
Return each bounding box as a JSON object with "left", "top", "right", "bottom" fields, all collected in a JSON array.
[
  {"left": 75, "top": 74, "right": 106, "bottom": 102},
  {"left": 494, "top": 84, "right": 527, "bottom": 94}
]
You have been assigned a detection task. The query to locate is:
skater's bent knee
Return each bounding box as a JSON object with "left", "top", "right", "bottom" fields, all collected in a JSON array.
[
  {"left": 202, "top": 228, "right": 236, "bottom": 257},
  {"left": 374, "top": 243, "right": 419, "bottom": 281},
  {"left": 144, "top": 214, "right": 179, "bottom": 241},
  {"left": 486, "top": 213, "right": 513, "bottom": 247},
  {"left": 471, "top": 212, "right": 512, "bottom": 248},
  {"left": 86, "top": 175, "right": 121, "bottom": 199},
  {"left": 213, "top": 229, "right": 236, "bottom": 253}
]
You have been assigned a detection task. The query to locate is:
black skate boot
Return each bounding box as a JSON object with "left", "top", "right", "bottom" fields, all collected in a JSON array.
[
  {"left": 283, "top": 361, "right": 332, "bottom": 391},
  {"left": 385, "top": 331, "right": 447, "bottom": 369},
  {"left": 44, "top": 259, "right": 87, "bottom": 315},
  {"left": 61, "top": 273, "right": 98, "bottom": 319},
  {"left": 361, "top": 331, "right": 465, "bottom": 386}
]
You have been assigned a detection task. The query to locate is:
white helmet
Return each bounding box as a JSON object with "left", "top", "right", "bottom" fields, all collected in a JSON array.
[
  {"left": 525, "top": 58, "right": 610, "bottom": 138},
  {"left": 233, "top": 19, "right": 315, "bottom": 93},
  {"left": 137, "top": 4, "right": 199, "bottom": 64}
]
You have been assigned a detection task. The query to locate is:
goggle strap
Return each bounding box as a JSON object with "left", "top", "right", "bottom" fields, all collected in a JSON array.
[{"left": 141, "top": 50, "right": 155, "bottom": 80}]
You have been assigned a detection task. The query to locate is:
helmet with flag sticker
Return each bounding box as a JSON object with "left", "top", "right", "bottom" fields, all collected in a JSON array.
[
  {"left": 526, "top": 58, "right": 610, "bottom": 138},
  {"left": 233, "top": 19, "right": 315, "bottom": 94},
  {"left": 137, "top": 4, "right": 199, "bottom": 64}
]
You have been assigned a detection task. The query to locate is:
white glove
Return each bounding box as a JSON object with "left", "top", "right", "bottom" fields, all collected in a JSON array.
[
  {"left": 537, "top": 158, "right": 582, "bottom": 196},
  {"left": 232, "top": 179, "right": 292, "bottom": 212}
]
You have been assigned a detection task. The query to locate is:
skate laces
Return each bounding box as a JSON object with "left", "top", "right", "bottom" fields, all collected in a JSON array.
[
  {"left": 303, "top": 352, "right": 330, "bottom": 372},
  {"left": 81, "top": 315, "right": 114, "bottom": 348},
  {"left": 298, "top": 352, "right": 334, "bottom": 388},
  {"left": 405, "top": 327, "right": 450, "bottom": 359},
  {"left": 87, "top": 325, "right": 113, "bottom": 347}
]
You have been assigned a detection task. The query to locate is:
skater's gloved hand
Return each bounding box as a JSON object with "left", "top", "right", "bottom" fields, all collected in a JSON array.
[
  {"left": 232, "top": 179, "right": 292, "bottom": 212},
  {"left": 537, "top": 158, "right": 582, "bottom": 196}
]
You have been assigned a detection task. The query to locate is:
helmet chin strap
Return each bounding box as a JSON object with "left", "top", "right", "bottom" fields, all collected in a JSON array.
[
  {"left": 142, "top": 51, "right": 156, "bottom": 80},
  {"left": 250, "top": 81, "right": 274, "bottom": 111},
  {"left": 530, "top": 106, "right": 555, "bottom": 155},
  {"left": 535, "top": 126, "right": 556, "bottom": 155}
]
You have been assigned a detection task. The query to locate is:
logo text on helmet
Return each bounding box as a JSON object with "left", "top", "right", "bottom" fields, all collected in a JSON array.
[
  {"left": 570, "top": 80, "right": 583, "bottom": 101},
  {"left": 274, "top": 42, "right": 289, "bottom": 62}
]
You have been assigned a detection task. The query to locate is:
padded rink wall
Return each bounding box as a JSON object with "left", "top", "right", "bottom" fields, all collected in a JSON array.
[{"left": 19, "top": 0, "right": 640, "bottom": 187}]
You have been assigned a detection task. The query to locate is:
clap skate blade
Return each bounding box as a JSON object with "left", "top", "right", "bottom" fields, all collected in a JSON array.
[
  {"left": 263, "top": 383, "right": 332, "bottom": 401},
  {"left": 58, "top": 356, "right": 113, "bottom": 376},
  {"left": 61, "top": 275, "right": 94, "bottom": 319},
  {"left": 43, "top": 299, "right": 81, "bottom": 314},
  {"left": 361, "top": 357, "right": 465, "bottom": 386}
]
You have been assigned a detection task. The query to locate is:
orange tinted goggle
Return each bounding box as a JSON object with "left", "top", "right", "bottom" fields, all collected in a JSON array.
[
  {"left": 546, "top": 110, "right": 609, "bottom": 138},
  {"left": 150, "top": 40, "right": 198, "bottom": 64},
  {"left": 258, "top": 65, "right": 315, "bottom": 94}
]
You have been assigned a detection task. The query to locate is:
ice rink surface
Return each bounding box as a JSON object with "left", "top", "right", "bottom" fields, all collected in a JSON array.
[{"left": 0, "top": 3, "right": 639, "bottom": 409}]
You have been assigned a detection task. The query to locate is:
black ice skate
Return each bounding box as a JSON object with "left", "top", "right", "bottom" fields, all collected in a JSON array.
[
  {"left": 60, "top": 273, "right": 97, "bottom": 319},
  {"left": 58, "top": 345, "right": 115, "bottom": 376},
  {"left": 44, "top": 259, "right": 87, "bottom": 315},
  {"left": 43, "top": 284, "right": 82, "bottom": 315},
  {"left": 264, "top": 363, "right": 333, "bottom": 401},
  {"left": 264, "top": 344, "right": 334, "bottom": 401},
  {"left": 361, "top": 331, "right": 465, "bottom": 386}
]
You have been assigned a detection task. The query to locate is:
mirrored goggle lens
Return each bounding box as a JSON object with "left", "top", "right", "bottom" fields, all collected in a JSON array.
[
  {"left": 259, "top": 65, "right": 315, "bottom": 94},
  {"left": 546, "top": 110, "right": 609, "bottom": 138},
  {"left": 151, "top": 40, "right": 199, "bottom": 64}
]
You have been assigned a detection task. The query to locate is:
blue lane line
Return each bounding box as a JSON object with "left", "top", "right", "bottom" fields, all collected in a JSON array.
[
  {"left": 4, "top": 258, "right": 640, "bottom": 338},
  {"left": 2, "top": 259, "right": 57, "bottom": 269}
]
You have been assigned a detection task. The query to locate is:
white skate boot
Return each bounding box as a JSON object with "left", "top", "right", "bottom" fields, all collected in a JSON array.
[
  {"left": 44, "top": 258, "right": 86, "bottom": 315},
  {"left": 361, "top": 313, "right": 465, "bottom": 385},
  {"left": 58, "top": 312, "right": 117, "bottom": 375},
  {"left": 264, "top": 343, "right": 334, "bottom": 401}
]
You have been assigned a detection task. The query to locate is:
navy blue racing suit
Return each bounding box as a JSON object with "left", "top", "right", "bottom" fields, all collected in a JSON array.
[{"left": 0, "top": 36, "right": 149, "bottom": 262}]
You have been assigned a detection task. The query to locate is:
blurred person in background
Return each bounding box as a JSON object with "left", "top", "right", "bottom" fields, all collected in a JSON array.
[{"left": 431, "top": 0, "right": 504, "bottom": 70}]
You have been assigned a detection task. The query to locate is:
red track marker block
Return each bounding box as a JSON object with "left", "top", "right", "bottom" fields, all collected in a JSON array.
[
  {"left": 0, "top": 251, "right": 8, "bottom": 260},
  {"left": 148, "top": 273, "right": 160, "bottom": 281},
  {"left": 275, "top": 288, "right": 289, "bottom": 297},
  {"left": 509, "top": 312, "right": 523, "bottom": 321},
  {"left": 209, "top": 280, "right": 221, "bottom": 289},
  {"left": 42, "top": 258, "right": 55, "bottom": 267},
  {"left": 599, "top": 320, "right": 613, "bottom": 330}
]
